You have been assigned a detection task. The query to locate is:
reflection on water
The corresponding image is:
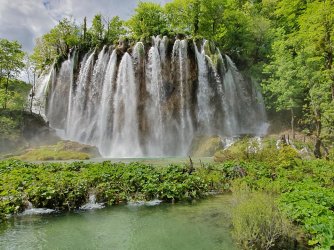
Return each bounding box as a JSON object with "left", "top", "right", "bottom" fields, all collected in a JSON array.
[{"left": 0, "top": 195, "right": 237, "bottom": 250}]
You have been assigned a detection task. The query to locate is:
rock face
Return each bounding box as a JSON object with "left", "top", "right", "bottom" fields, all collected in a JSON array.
[
  {"left": 34, "top": 36, "right": 268, "bottom": 157},
  {"left": 56, "top": 140, "right": 101, "bottom": 157},
  {"left": 0, "top": 110, "right": 59, "bottom": 155}
]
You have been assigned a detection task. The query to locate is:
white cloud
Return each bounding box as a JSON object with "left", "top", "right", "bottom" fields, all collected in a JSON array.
[{"left": 0, "top": 0, "right": 170, "bottom": 53}]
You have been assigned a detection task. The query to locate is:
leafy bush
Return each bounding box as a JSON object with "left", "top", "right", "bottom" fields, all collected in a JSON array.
[
  {"left": 214, "top": 137, "right": 300, "bottom": 167},
  {"left": 231, "top": 184, "right": 294, "bottom": 250},
  {"left": 228, "top": 158, "right": 334, "bottom": 249},
  {"left": 279, "top": 182, "right": 334, "bottom": 249},
  {"left": 0, "top": 160, "right": 229, "bottom": 217}
]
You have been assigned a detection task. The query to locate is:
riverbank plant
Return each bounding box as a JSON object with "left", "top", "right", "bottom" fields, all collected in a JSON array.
[
  {"left": 230, "top": 183, "right": 295, "bottom": 250},
  {"left": 0, "top": 160, "right": 229, "bottom": 219},
  {"left": 225, "top": 156, "right": 334, "bottom": 249}
]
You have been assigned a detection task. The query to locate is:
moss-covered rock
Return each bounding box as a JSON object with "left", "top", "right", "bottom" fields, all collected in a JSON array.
[
  {"left": 214, "top": 137, "right": 303, "bottom": 164},
  {"left": 190, "top": 136, "right": 222, "bottom": 157},
  {"left": 0, "top": 110, "right": 59, "bottom": 155},
  {"left": 12, "top": 140, "right": 100, "bottom": 161}
]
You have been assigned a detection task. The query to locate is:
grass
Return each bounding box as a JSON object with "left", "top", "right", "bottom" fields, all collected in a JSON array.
[
  {"left": 190, "top": 136, "right": 222, "bottom": 157},
  {"left": 15, "top": 148, "right": 90, "bottom": 161},
  {"left": 11, "top": 140, "right": 100, "bottom": 161}
]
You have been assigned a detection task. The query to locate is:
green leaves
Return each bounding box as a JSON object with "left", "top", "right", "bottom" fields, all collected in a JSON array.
[
  {"left": 105, "top": 16, "right": 126, "bottom": 45},
  {"left": 0, "top": 160, "right": 227, "bottom": 218},
  {"left": 31, "top": 18, "right": 79, "bottom": 71},
  {"left": 126, "top": 2, "right": 167, "bottom": 39},
  {"left": 279, "top": 183, "right": 334, "bottom": 249},
  {"left": 262, "top": 0, "right": 334, "bottom": 153},
  {"left": 0, "top": 39, "right": 26, "bottom": 109}
]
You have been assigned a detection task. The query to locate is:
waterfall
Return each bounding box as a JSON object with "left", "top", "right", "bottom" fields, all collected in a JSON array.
[
  {"left": 65, "top": 51, "right": 77, "bottom": 135},
  {"left": 35, "top": 38, "right": 268, "bottom": 157},
  {"left": 32, "top": 66, "right": 54, "bottom": 116},
  {"left": 66, "top": 50, "right": 95, "bottom": 141},
  {"left": 46, "top": 55, "right": 73, "bottom": 129},
  {"left": 194, "top": 40, "right": 214, "bottom": 135},
  {"left": 145, "top": 37, "right": 164, "bottom": 156},
  {"left": 172, "top": 39, "right": 194, "bottom": 155},
  {"left": 83, "top": 46, "right": 109, "bottom": 143},
  {"left": 110, "top": 52, "right": 142, "bottom": 157},
  {"left": 159, "top": 36, "right": 168, "bottom": 64},
  {"left": 223, "top": 55, "right": 265, "bottom": 136},
  {"left": 98, "top": 50, "right": 117, "bottom": 155}
]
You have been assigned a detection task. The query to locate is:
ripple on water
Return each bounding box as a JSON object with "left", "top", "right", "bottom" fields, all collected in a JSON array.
[{"left": 0, "top": 195, "right": 237, "bottom": 250}]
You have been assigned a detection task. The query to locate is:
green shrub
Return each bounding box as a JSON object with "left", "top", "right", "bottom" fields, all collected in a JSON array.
[
  {"left": 279, "top": 182, "right": 334, "bottom": 249},
  {"left": 231, "top": 184, "right": 294, "bottom": 250},
  {"left": 0, "top": 160, "right": 229, "bottom": 218}
]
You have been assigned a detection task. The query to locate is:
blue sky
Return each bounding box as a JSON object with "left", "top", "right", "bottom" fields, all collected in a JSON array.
[{"left": 0, "top": 0, "right": 170, "bottom": 52}]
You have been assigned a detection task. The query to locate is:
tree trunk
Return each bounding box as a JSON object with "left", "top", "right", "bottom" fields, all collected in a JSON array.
[
  {"left": 194, "top": 15, "right": 199, "bottom": 36},
  {"left": 321, "top": 143, "right": 329, "bottom": 160},
  {"left": 83, "top": 17, "right": 87, "bottom": 41},
  {"left": 291, "top": 108, "right": 295, "bottom": 139},
  {"left": 30, "top": 72, "right": 36, "bottom": 114},
  {"left": 314, "top": 138, "right": 321, "bottom": 158},
  {"left": 313, "top": 108, "right": 322, "bottom": 158},
  {"left": 0, "top": 67, "right": 2, "bottom": 84},
  {"left": 324, "top": 20, "right": 333, "bottom": 100},
  {"left": 3, "top": 73, "right": 9, "bottom": 109},
  {"left": 193, "top": 0, "right": 200, "bottom": 36}
]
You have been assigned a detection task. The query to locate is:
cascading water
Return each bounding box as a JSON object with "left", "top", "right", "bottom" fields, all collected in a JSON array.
[
  {"left": 145, "top": 37, "right": 164, "bottom": 156},
  {"left": 194, "top": 40, "right": 214, "bottom": 134},
  {"left": 110, "top": 52, "right": 142, "bottom": 157},
  {"left": 32, "top": 65, "right": 54, "bottom": 116},
  {"left": 172, "top": 39, "right": 194, "bottom": 155},
  {"left": 98, "top": 50, "right": 117, "bottom": 155},
  {"left": 35, "top": 38, "right": 267, "bottom": 157},
  {"left": 66, "top": 50, "right": 95, "bottom": 141},
  {"left": 223, "top": 55, "right": 267, "bottom": 135},
  {"left": 83, "top": 46, "right": 110, "bottom": 143},
  {"left": 46, "top": 55, "right": 73, "bottom": 129}
]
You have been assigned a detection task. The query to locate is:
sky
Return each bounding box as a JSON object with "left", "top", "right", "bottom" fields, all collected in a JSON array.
[{"left": 0, "top": 0, "right": 170, "bottom": 53}]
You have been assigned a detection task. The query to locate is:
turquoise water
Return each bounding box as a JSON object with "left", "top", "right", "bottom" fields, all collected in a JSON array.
[{"left": 0, "top": 195, "right": 236, "bottom": 250}]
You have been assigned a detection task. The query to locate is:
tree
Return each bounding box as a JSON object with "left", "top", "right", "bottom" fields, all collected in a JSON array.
[
  {"left": 90, "top": 14, "right": 105, "bottom": 46},
  {"left": 164, "top": 0, "right": 201, "bottom": 36},
  {"left": 24, "top": 55, "right": 37, "bottom": 114},
  {"left": 262, "top": 0, "right": 334, "bottom": 157},
  {"left": 296, "top": 0, "right": 334, "bottom": 157},
  {"left": 127, "top": 2, "right": 167, "bottom": 39},
  {"left": 31, "top": 18, "right": 80, "bottom": 71},
  {"left": 0, "top": 39, "right": 25, "bottom": 109},
  {"left": 262, "top": 33, "right": 306, "bottom": 139},
  {"left": 198, "top": 0, "right": 225, "bottom": 40},
  {"left": 105, "top": 16, "right": 126, "bottom": 44}
]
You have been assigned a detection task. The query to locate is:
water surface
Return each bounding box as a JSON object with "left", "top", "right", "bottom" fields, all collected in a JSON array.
[{"left": 0, "top": 195, "right": 236, "bottom": 250}]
